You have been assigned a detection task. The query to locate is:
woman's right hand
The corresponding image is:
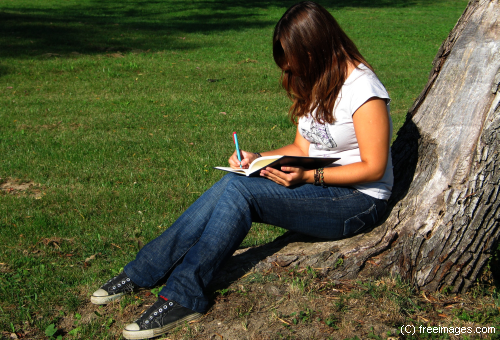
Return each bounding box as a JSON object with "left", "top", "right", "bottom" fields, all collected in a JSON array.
[{"left": 228, "top": 150, "right": 260, "bottom": 169}]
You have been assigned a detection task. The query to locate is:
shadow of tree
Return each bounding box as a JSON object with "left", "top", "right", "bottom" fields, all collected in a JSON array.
[
  {"left": 0, "top": 65, "right": 9, "bottom": 77},
  {"left": 1, "top": 0, "right": 449, "bottom": 59}
]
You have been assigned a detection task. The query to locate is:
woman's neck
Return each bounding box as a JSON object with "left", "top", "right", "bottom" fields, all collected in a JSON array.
[{"left": 346, "top": 61, "right": 360, "bottom": 79}]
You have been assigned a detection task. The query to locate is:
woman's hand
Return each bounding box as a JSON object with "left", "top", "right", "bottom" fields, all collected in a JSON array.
[
  {"left": 260, "top": 166, "right": 313, "bottom": 187},
  {"left": 228, "top": 150, "right": 260, "bottom": 169}
]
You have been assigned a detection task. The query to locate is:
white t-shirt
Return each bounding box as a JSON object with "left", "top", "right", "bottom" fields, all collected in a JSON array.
[{"left": 298, "top": 64, "right": 393, "bottom": 200}]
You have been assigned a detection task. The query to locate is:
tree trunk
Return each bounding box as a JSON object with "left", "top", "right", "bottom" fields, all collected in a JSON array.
[{"left": 215, "top": 0, "right": 500, "bottom": 294}]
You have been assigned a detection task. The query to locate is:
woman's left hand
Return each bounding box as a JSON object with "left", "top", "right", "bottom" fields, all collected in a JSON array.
[{"left": 260, "top": 166, "right": 313, "bottom": 187}]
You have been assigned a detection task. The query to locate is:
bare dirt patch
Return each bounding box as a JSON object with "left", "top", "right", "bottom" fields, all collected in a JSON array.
[
  {"left": 0, "top": 177, "right": 44, "bottom": 198},
  {"left": 17, "top": 122, "right": 84, "bottom": 132}
]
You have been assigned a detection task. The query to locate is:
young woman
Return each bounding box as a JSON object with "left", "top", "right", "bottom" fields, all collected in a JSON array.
[{"left": 91, "top": 2, "right": 393, "bottom": 339}]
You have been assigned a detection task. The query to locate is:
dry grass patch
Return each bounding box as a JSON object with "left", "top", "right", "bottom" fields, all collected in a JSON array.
[{"left": 0, "top": 177, "right": 44, "bottom": 198}]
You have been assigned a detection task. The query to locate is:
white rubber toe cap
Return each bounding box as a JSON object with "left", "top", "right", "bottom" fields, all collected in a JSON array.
[
  {"left": 124, "top": 323, "right": 140, "bottom": 331},
  {"left": 123, "top": 323, "right": 154, "bottom": 339},
  {"left": 90, "top": 289, "right": 122, "bottom": 305},
  {"left": 92, "top": 288, "right": 108, "bottom": 297}
]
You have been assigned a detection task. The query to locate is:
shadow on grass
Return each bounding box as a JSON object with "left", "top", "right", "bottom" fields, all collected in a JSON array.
[
  {"left": 0, "top": 65, "right": 9, "bottom": 78},
  {"left": 1, "top": 0, "right": 450, "bottom": 59},
  {"left": 490, "top": 244, "right": 500, "bottom": 292}
]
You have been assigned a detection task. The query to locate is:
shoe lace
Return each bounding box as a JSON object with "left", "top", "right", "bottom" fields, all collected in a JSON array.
[
  {"left": 142, "top": 300, "right": 175, "bottom": 326},
  {"left": 111, "top": 277, "right": 131, "bottom": 291}
]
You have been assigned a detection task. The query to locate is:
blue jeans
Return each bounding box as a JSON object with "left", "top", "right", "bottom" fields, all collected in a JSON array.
[{"left": 124, "top": 173, "right": 387, "bottom": 313}]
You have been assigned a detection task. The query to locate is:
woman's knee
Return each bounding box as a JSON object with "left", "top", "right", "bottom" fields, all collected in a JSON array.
[
  {"left": 221, "top": 175, "right": 264, "bottom": 205},
  {"left": 215, "top": 173, "right": 244, "bottom": 188},
  {"left": 208, "top": 173, "right": 239, "bottom": 195}
]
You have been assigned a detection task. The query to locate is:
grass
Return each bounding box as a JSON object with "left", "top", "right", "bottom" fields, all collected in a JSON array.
[{"left": 0, "top": 0, "right": 490, "bottom": 338}]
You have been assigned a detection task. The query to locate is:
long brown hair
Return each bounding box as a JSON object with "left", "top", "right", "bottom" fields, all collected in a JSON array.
[{"left": 273, "top": 1, "right": 372, "bottom": 124}]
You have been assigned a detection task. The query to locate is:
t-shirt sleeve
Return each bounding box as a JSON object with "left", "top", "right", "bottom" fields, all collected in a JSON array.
[{"left": 349, "top": 73, "right": 391, "bottom": 116}]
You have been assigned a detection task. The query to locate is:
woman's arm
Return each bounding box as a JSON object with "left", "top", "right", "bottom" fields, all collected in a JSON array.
[
  {"left": 261, "top": 97, "right": 390, "bottom": 187},
  {"left": 228, "top": 128, "right": 310, "bottom": 169}
]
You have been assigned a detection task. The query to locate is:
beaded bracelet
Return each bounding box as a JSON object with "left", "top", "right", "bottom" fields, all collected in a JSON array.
[
  {"left": 314, "top": 168, "right": 321, "bottom": 186},
  {"left": 314, "top": 168, "right": 326, "bottom": 187},
  {"left": 318, "top": 168, "right": 326, "bottom": 187}
]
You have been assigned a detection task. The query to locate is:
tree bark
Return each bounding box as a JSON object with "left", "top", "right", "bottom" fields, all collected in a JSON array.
[{"left": 215, "top": 0, "right": 500, "bottom": 293}]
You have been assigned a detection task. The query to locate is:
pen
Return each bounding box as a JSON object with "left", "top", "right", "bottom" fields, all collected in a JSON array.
[{"left": 233, "top": 132, "right": 242, "bottom": 168}]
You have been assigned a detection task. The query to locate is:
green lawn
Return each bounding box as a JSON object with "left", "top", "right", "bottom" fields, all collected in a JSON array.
[{"left": 0, "top": 0, "right": 473, "bottom": 338}]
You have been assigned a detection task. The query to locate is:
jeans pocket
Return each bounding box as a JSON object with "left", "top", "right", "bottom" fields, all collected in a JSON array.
[{"left": 343, "top": 203, "right": 378, "bottom": 236}]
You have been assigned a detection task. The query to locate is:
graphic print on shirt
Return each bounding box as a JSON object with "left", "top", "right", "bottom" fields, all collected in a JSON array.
[{"left": 301, "top": 119, "right": 337, "bottom": 150}]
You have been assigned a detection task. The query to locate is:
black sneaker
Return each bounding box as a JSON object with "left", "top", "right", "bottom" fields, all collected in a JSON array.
[
  {"left": 91, "top": 272, "right": 142, "bottom": 305},
  {"left": 122, "top": 297, "right": 202, "bottom": 340}
]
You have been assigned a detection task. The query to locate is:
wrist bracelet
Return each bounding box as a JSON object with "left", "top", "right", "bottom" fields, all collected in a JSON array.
[
  {"left": 254, "top": 152, "right": 262, "bottom": 158},
  {"left": 314, "top": 168, "right": 320, "bottom": 186},
  {"left": 315, "top": 168, "right": 326, "bottom": 187},
  {"left": 318, "top": 168, "right": 326, "bottom": 187}
]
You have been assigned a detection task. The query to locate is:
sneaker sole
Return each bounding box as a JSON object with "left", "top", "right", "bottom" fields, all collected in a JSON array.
[
  {"left": 91, "top": 287, "right": 146, "bottom": 305},
  {"left": 122, "top": 312, "right": 202, "bottom": 340},
  {"left": 90, "top": 292, "right": 124, "bottom": 305}
]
